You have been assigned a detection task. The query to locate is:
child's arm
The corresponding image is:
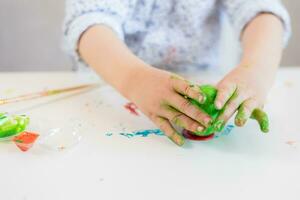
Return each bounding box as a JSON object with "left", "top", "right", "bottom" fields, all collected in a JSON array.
[
  {"left": 78, "top": 25, "right": 145, "bottom": 99},
  {"left": 79, "top": 25, "right": 212, "bottom": 145},
  {"left": 214, "top": 13, "right": 285, "bottom": 126}
]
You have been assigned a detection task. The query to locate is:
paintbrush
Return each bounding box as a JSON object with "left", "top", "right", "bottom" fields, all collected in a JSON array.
[{"left": 0, "top": 83, "right": 99, "bottom": 106}]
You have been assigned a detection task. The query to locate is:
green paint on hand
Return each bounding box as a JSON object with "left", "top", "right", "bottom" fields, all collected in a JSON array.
[
  {"left": 251, "top": 108, "right": 269, "bottom": 133},
  {"left": 189, "top": 85, "right": 225, "bottom": 136},
  {"left": 0, "top": 114, "right": 30, "bottom": 138},
  {"left": 188, "top": 85, "right": 270, "bottom": 135},
  {"left": 235, "top": 106, "right": 247, "bottom": 126}
]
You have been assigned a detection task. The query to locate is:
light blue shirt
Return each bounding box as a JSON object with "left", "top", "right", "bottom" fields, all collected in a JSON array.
[{"left": 64, "top": 0, "right": 291, "bottom": 71}]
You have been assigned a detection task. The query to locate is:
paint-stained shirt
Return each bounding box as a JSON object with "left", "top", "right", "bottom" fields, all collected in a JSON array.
[{"left": 63, "top": 0, "right": 291, "bottom": 71}]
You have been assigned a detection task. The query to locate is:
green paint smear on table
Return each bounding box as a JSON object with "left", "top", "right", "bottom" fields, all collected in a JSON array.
[{"left": 0, "top": 113, "right": 30, "bottom": 138}]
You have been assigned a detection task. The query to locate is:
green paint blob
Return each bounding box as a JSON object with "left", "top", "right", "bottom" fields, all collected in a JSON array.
[
  {"left": 0, "top": 113, "right": 30, "bottom": 138},
  {"left": 189, "top": 85, "right": 225, "bottom": 136},
  {"left": 251, "top": 108, "right": 269, "bottom": 133}
]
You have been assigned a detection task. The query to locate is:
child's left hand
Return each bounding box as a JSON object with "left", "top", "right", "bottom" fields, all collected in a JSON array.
[{"left": 214, "top": 64, "right": 274, "bottom": 128}]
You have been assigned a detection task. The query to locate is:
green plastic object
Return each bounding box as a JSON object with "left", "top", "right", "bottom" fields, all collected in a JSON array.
[
  {"left": 189, "top": 85, "right": 225, "bottom": 136},
  {"left": 0, "top": 113, "right": 30, "bottom": 138}
]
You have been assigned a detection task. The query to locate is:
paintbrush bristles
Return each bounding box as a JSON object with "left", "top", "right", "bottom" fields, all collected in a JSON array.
[{"left": 0, "top": 83, "right": 99, "bottom": 106}]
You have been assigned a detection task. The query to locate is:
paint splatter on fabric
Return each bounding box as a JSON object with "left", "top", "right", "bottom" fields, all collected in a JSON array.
[
  {"left": 164, "top": 46, "right": 177, "bottom": 65},
  {"left": 124, "top": 102, "right": 139, "bottom": 116}
]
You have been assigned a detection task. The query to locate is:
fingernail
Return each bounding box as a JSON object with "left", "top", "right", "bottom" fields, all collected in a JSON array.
[
  {"left": 215, "top": 101, "right": 222, "bottom": 109},
  {"left": 260, "top": 120, "right": 269, "bottom": 133},
  {"left": 197, "top": 126, "right": 204, "bottom": 132},
  {"left": 199, "top": 94, "right": 206, "bottom": 104},
  {"left": 235, "top": 118, "right": 244, "bottom": 127},
  {"left": 204, "top": 117, "right": 212, "bottom": 125}
]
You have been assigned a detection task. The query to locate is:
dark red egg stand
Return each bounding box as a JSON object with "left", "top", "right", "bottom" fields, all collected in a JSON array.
[{"left": 182, "top": 129, "right": 215, "bottom": 141}]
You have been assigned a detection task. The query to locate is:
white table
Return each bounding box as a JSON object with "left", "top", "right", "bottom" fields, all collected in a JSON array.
[{"left": 0, "top": 68, "right": 299, "bottom": 200}]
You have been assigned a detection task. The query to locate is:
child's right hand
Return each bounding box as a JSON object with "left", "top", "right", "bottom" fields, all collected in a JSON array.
[
  {"left": 125, "top": 66, "right": 212, "bottom": 146},
  {"left": 78, "top": 25, "right": 211, "bottom": 146}
]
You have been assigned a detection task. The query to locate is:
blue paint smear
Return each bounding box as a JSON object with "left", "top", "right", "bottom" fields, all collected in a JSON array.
[
  {"left": 111, "top": 129, "right": 164, "bottom": 138},
  {"left": 120, "top": 133, "right": 135, "bottom": 138},
  {"left": 106, "top": 126, "right": 234, "bottom": 140},
  {"left": 120, "top": 129, "right": 164, "bottom": 138},
  {"left": 222, "top": 125, "right": 235, "bottom": 136},
  {"left": 133, "top": 129, "right": 164, "bottom": 137},
  {"left": 214, "top": 124, "right": 235, "bottom": 138}
]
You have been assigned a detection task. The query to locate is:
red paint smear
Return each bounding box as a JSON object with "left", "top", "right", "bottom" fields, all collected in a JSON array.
[
  {"left": 13, "top": 131, "right": 39, "bottom": 152},
  {"left": 124, "top": 102, "right": 139, "bottom": 116},
  {"left": 182, "top": 129, "right": 214, "bottom": 141}
]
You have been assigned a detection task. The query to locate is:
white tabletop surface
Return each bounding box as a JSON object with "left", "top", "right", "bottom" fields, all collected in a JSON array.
[{"left": 0, "top": 68, "right": 299, "bottom": 200}]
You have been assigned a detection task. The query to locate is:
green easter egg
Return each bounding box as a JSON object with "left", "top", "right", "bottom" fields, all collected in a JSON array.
[{"left": 189, "top": 85, "right": 224, "bottom": 136}]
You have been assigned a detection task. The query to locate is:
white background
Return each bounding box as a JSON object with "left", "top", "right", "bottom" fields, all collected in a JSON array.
[{"left": 0, "top": 69, "right": 299, "bottom": 200}]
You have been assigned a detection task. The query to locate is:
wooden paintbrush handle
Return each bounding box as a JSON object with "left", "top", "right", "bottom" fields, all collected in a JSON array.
[{"left": 0, "top": 83, "right": 99, "bottom": 106}]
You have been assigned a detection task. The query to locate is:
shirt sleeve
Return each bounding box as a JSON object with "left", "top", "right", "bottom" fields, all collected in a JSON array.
[
  {"left": 63, "top": 0, "right": 135, "bottom": 62},
  {"left": 221, "top": 0, "right": 292, "bottom": 47}
]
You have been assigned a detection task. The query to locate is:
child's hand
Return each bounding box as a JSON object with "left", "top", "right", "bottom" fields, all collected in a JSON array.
[
  {"left": 127, "top": 67, "right": 212, "bottom": 146},
  {"left": 214, "top": 65, "right": 272, "bottom": 130}
]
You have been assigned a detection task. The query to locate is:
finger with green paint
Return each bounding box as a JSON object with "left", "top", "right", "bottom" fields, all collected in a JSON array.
[
  {"left": 153, "top": 116, "right": 185, "bottom": 146},
  {"left": 162, "top": 105, "right": 205, "bottom": 134},
  {"left": 234, "top": 99, "right": 269, "bottom": 133},
  {"left": 251, "top": 108, "right": 269, "bottom": 133}
]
